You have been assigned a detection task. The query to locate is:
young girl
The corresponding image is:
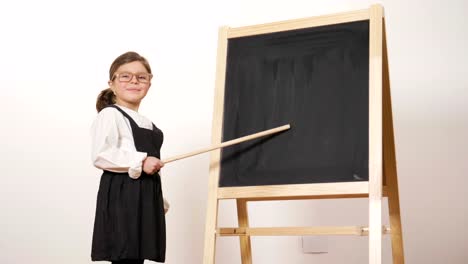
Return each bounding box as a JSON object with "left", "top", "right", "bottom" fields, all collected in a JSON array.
[{"left": 91, "top": 51, "right": 167, "bottom": 264}]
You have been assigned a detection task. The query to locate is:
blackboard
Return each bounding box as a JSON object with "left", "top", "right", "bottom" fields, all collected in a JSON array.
[{"left": 219, "top": 20, "right": 370, "bottom": 187}]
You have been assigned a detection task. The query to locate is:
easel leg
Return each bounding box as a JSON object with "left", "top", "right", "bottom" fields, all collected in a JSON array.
[
  {"left": 204, "top": 25, "right": 229, "bottom": 264},
  {"left": 383, "top": 18, "right": 405, "bottom": 264},
  {"left": 369, "top": 4, "right": 384, "bottom": 264},
  {"left": 369, "top": 196, "right": 383, "bottom": 264},
  {"left": 203, "top": 196, "right": 219, "bottom": 264},
  {"left": 237, "top": 199, "right": 252, "bottom": 264},
  {"left": 387, "top": 182, "right": 405, "bottom": 263}
]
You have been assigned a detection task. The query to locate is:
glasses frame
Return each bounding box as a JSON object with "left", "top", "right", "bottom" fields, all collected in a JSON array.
[{"left": 113, "top": 72, "right": 153, "bottom": 84}]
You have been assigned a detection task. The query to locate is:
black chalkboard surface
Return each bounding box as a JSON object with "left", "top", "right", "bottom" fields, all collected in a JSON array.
[{"left": 219, "top": 20, "right": 370, "bottom": 187}]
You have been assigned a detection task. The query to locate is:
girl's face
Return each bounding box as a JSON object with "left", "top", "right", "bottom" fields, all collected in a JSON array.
[{"left": 109, "top": 61, "right": 152, "bottom": 109}]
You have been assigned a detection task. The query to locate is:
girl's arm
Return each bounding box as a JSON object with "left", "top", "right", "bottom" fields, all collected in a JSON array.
[{"left": 91, "top": 108, "right": 147, "bottom": 179}]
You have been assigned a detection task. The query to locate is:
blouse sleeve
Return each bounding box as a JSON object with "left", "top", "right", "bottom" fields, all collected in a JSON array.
[{"left": 91, "top": 108, "right": 147, "bottom": 179}]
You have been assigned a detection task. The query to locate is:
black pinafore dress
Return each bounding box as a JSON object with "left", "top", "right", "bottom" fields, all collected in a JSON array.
[{"left": 92, "top": 105, "right": 166, "bottom": 263}]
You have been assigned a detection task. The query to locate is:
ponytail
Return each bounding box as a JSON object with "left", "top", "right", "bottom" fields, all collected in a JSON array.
[{"left": 96, "top": 88, "right": 115, "bottom": 112}]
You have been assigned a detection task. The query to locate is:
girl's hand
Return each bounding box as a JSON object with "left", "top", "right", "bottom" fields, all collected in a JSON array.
[{"left": 142, "top": 156, "right": 164, "bottom": 175}]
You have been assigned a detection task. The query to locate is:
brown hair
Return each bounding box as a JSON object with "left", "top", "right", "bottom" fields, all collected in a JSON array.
[{"left": 95, "top": 51, "right": 152, "bottom": 112}]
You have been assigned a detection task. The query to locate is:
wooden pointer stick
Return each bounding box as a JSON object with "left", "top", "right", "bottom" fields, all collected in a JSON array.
[{"left": 162, "top": 124, "right": 290, "bottom": 164}]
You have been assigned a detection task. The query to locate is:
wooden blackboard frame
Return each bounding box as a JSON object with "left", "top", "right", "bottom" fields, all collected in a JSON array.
[{"left": 203, "top": 4, "right": 404, "bottom": 264}]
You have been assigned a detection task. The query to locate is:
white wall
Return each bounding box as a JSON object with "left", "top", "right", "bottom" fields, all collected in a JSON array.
[{"left": 1, "top": 0, "right": 467, "bottom": 263}]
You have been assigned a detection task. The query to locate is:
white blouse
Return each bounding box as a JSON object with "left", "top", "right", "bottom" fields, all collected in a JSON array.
[{"left": 91, "top": 104, "right": 151, "bottom": 179}]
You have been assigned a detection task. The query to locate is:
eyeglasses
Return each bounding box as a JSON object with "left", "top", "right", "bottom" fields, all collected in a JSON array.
[{"left": 113, "top": 72, "right": 153, "bottom": 83}]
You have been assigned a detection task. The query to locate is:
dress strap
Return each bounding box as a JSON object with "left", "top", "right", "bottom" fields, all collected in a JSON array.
[{"left": 106, "top": 105, "right": 139, "bottom": 129}]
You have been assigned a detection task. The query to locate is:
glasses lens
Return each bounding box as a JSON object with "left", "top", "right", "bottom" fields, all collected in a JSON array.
[
  {"left": 137, "top": 74, "right": 150, "bottom": 83},
  {"left": 119, "top": 72, "right": 132, "bottom": 82}
]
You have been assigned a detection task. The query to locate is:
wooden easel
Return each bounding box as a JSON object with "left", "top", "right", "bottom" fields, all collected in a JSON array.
[{"left": 203, "top": 4, "right": 404, "bottom": 264}]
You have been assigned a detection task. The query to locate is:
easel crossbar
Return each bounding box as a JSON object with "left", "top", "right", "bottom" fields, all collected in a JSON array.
[
  {"left": 218, "top": 182, "right": 370, "bottom": 200},
  {"left": 217, "top": 226, "right": 391, "bottom": 236}
]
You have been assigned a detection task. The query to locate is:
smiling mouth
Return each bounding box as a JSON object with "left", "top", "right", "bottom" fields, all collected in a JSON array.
[{"left": 126, "top": 89, "right": 141, "bottom": 92}]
